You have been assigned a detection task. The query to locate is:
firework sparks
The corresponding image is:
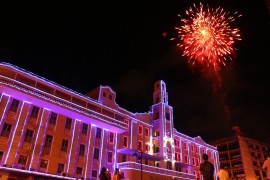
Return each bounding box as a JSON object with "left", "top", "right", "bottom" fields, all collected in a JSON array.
[{"left": 175, "top": 2, "right": 241, "bottom": 70}]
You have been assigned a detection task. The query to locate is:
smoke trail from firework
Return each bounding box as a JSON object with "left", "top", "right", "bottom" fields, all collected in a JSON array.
[{"left": 174, "top": 2, "right": 241, "bottom": 70}]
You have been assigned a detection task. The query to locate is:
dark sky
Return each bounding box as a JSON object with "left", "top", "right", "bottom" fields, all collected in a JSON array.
[{"left": 0, "top": 0, "right": 269, "bottom": 143}]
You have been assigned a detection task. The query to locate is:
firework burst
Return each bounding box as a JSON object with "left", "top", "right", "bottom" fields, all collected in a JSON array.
[{"left": 175, "top": 2, "right": 241, "bottom": 70}]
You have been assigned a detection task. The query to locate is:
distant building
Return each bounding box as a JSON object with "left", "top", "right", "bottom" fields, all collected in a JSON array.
[
  {"left": 0, "top": 62, "right": 218, "bottom": 180},
  {"left": 209, "top": 135, "right": 270, "bottom": 180}
]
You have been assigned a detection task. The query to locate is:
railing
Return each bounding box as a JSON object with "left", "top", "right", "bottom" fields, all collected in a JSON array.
[{"left": 118, "top": 162, "right": 195, "bottom": 179}]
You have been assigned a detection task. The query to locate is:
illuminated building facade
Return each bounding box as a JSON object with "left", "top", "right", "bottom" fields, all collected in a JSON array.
[
  {"left": 209, "top": 136, "right": 270, "bottom": 180},
  {"left": 0, "top": 62, "right": 218, "bottom": 180}
]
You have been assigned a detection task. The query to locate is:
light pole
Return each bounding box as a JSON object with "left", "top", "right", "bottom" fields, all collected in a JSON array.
[{"left": 133, "top": 150, "right": 143, "bottom": 180}]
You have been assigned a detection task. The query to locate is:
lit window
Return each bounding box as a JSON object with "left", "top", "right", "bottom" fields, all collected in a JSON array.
[{"left": 40, "top": 159, "right": 48, "bottom": 169}]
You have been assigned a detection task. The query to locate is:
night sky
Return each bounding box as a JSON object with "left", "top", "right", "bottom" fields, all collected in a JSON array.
[{"left": 0, "top": 0, "right": 269, "bottom": 143}]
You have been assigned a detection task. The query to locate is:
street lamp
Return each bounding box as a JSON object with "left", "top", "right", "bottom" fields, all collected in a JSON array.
[{"left": 133, "top": 150, "right": 143, "bottom": 180}]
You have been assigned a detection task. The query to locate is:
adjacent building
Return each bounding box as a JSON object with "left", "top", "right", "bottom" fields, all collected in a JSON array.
[
  {"left": 209, "top": 135, "right": 270, "bottom": 180},
  {"left": 0, "top": 62, "right": 218, "bottom": 180}
]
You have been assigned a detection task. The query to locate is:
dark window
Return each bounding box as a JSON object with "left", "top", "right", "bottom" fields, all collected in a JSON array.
[
  {"left": 82, "top": 123, "right": 88, "bottom": 135},
  {"left": 138, "top": 125, "right": 143, "bottom": 135},
  {"left": 94, "top": 148, "right": 99, "bottom": 160},
  {"left": 96, "top": 128, "right": 101, "bottom": 138},
  {"left": 0, "top": 151, "right": 3, "bottom": 161},
  {"left": 18, "top": 155, "right": 27, "bottom": 165},
  {"left": 40, "top": 159, "right": 48, "bottom": 169},
  {"left": 145, "top": 128, "right": 149, "bottom": 137},
  {"left": 1, "top": 123, "right": 12, "bottom": 137},
  {"left": 76, "top": 167, "right": 83, "bottom": 175},
  {"left": 61, "top": 139, "right": 68, "bottom": 152},
  {"left": 10, "top": 99, "right": 20, "bottom": 112},
  {"left": 79, "top": 144, "right": 85, "bottom": 156},
  {"left": 44, "top": 135, "right": 53, "bottom": 148},
  {"left": 57, "top": 163, "right": 64, "bottom": 173},
  {"left": 30, "top": 106, "right": 39, "bottom": 118},
  {"left": 24, "top": 129, "right": 34, "bottom": 143},
  {"left": 65, "top": 117, "right": 72, "bottom": 129},
  {"left": 165, "top": 112, "right": 170, "bottom": 120},
  {"left": 109, "top": 95, "right": 112, "bottom": 100},
  {"left": 109, "top": 132, "right": 114, "bottom": 143},
  {"left": 122, "top": 154, "right": 127, "bottom": 162},
  {"left": 103, "top": 92, "right": 106, "bottom": 97},
  {"left": 108, "top": 152, "right": 113, "bottom": 163},
  {"left": 92, "top": 170, "right": 97, "bottom": 178},
  {"left": 49, "top": 112, "right": 57, "bottom": 125},
  {"left": 123, "top": 136, "right": 128, "bottom": 147}
]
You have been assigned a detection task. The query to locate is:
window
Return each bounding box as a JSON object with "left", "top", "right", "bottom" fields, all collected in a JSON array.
[
  {"left": 108, "top": 152, "right": 113, "bottom": 163},
  {"left": 92, "top": 170, "right": 97, "bottom": 178},
  {"left": 79, "top": 144, "right": 85, "bottom": 156},
  {"left": 57, "top": 163, "right": 64, "bottom": 173},
  {"left": 24, "top": 129, "right": 34, "bottom": 143},
  {"left": 191, "top": 145, "right": 195, "bottom": 152},
  {"left": 45, "top": 135, "right": 53, "bottom": 148},
  {"left": 30, "top": 106, "right": 39, "bottom": 118},
  {"left": 167, "top": 161, "right": 172, "bottom": 170},
  {"left": 183, "top": 142, "right": 187, "bottom": 150},
  {"left": 61, "top": 139, "right": 68, "bottom": 152},
  {"left": 0, "top": 151, "right": 3, "bottom": 161},
  {"left": 1, "top": 123, "right": 12, "bottom": 137},
  {"left": 175, "top": 152, "right": 180, "bottom": 161},
  {"left": 49, "top": 112, "right": 57, "bottom": 125},
  {"left": 154, "top": 131, "right": 160, "bottom": 137},
  {"left": 145, "top": 128, "right": 149, "bottom": 137},
  {"left": 138, "top": 141, "right": 143, "bottom": 151},
  {"left": 82, "top": 123, "right": 88, "bottom": 135},
  {"left": 196, "top": 158, "right": 200, "bottom": 166},
  {"left": 65, "top": 117, "right": 72, "bottom": 129},
  {"left": 10, "top": 99, "right": 20, "bottom": 112},
  {"left": 76, "top": 167, "right": 82, "bottom": 175},
  {"left": 165, "top": 112, "right": 170, "bottom": 120},
  {"left": 138, "top": 125, "right": 143, "bottom": 135},
  {"left": 109, "top": 95, "right": 112, "bottom": 100},
  {"left": 18, "top": 155, "right": 27, "bottom": 165},
  {"left": 195, "top": 146, "right": 199, "bottom": 153},
  {"left": 94, "top": 148, "right": 99, "bottom": 160},
  {"left": 122, "top": 154, "right": 127, "bottom": 162},
  {"left": 40, "top": 159, "right": 48, "bottom": 169},
  {"left": 145, "top": 144, "right": 149, "bottom": 152},
  {"left": 96, "top": 128, "right": 101, "bottom": 138},
  {"left": 192, "top": 157, "right": 195, "bottom": 165},
  {"left": 184, "top": 155, "right": 188, "bottom": 163},
  {"left": 123, "top": 136, "right": 128, "bottom": 147},
  {"left": 109, "top": 132, "right": 114, "bottom": 143}
]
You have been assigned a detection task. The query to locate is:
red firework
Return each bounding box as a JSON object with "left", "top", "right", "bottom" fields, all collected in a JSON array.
[{"left": 175, "top": 2, "right": 241, "bottom": 70}]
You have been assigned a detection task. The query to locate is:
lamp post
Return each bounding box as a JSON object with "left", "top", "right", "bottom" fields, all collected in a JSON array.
[{"left": 133, "top": 150, "right": 143, "bottom": 180}]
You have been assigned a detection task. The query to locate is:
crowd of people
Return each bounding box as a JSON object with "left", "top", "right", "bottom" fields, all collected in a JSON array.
[{"left": 99, "top": 167, "right": 125, "bottom": 180}]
